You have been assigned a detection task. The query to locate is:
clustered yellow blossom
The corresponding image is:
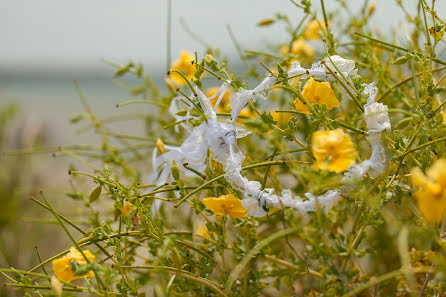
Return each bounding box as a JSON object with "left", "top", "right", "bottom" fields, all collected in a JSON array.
[
  {"left": 411, "top": 159, "right": 446, "bottom": 224},
  {"left": 296, "top": 77, "right": 340, "bottom": 114},
  {"left": 167, "top": 50, "right": 196, "bottom": 86},
  {"left": 311, "top": 129, "right": 356, "bottom": 173},
  {"left": 52, "top": 247, "right": 95, "bottom": 282},
  {"left": 202, "top": 194, "right": 247, "bottom": 219}
]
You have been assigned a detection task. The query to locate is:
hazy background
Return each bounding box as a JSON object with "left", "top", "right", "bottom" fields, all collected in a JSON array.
[{"left": 0, "top": 0, "right": 435, "bottom": 145}]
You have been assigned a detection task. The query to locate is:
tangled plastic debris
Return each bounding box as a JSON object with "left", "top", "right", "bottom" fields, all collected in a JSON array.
[{"left": 149, "top": 55, "right": 391, "bottom": 217}]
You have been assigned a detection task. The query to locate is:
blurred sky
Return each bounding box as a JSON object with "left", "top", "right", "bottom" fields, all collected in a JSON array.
[
  {"left": 0, "top": 0, "right": 432, "bottom": 77},
  {"left": 0, "top": 0, "right": 442, "bottom": 146}
]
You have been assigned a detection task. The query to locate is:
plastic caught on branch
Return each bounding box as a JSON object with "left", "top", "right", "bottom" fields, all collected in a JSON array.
[{"left": 150, "top": 55, "right": 391, "bottom": 218}]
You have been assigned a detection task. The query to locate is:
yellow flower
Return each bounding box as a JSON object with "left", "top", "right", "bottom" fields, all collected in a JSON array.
[
  {"left": 296, "top": 77, "right": 340, "bottom": 114},
  {"left": 168, "top": 50, "right": 196, "bottom": 86},
  {"left": 279, "top": 39, "right": 314, "bottom": 62},
  {"left": 196, "top": 224, "right": 210, "bottom": 239},
  {"left": 52, "top": 247, "right": 95, "bottom": 282},
  {"left": 202, "top": 194, "right": 247, "bottom": 219},
  {"left": 291, "top": 38, "right": 315, "bottom": 57},
  {"left": 311, "top": 129, "right": 356, "bottom": 173},
  {"left": 410, "top": 159, "right": 446, "bottom": 224},
  {"left": 271, "top": 111, "right": 291, "bottom": 126},
  {"left": 303, "top": 19, "right": 326, "bottom": 40}
]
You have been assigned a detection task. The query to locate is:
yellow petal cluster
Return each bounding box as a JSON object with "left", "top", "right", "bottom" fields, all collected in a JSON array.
[
  {"left": 52, "top": 247, "right": 95, "bottom": 282},
  {"left": 202, "top": 194, "right": 247, "bottom": 219},
  {"left": 303, "top": 20, "right": 326, "bottom": 40},
  {"left": 168, "top": 50, "right": 196, "bottom": 86},
  {"left": 411, "top": 159, "right": 446, "bottom": 224},
  {"left": 296, "top": 77, "right": 340, "bottom": 114},
  {"left": 311, "top": 129, "right": 356, "bottom": 173}
]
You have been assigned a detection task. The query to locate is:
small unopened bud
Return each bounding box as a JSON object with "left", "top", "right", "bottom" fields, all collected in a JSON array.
[
  {"left": 368, "top": 1, "right": 376, "bottom": 16},
  {"left": 171, "top": 160, "right": 180, "bottom": 181},
  {"left": 257, "top": 18, "right": 276, "bottom": 27},
  {"left": 392, "top": 55, "right": 409, "bottom": 65},
  {"left": 204, "top": 54, "right": 214, "bottom": 63},
  {"left": 156, "top": 138, "right": 165, "bottom": 154},
  {"left": 51, "top": 276, "right": 63, "bottom": 297}
]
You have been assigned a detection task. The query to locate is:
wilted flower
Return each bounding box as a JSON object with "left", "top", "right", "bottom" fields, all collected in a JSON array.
[
  {"left": 52, "top": 247, "right": 95, "bottom": 282},
  {"left": 122, "top": 200, "right": 135, "bottom": 216},
  {"left": 411, "top": 159, "right": 446, "bottom": 224},
  {"left": 203, "top": 194, "right": 247, "bottom": 218},
  {"left": 168, "top": 50, "right": 196, "bottom": 86},
  {"left": 50, "top": 276, "right": 63, "bottom": 297},
  {"left": 312, "top": 129, "right": 356, "bottom": 172},
  {"left": 296, "top": 77, "right": 340, "bottom": 114}
]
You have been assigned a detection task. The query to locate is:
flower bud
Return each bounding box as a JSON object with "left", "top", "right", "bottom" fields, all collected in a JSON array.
[
  {"left": 204, "top": 54, "right": 214, "bottom": 63},
  {"left": 171, "top": 160, "right": 180, "bottom": 181},
  {"left": 368, "top": 1, "right": 376, "bottom": 16},
  {"left": 156, "top": 138, "right": 165, "bottom": 154}
]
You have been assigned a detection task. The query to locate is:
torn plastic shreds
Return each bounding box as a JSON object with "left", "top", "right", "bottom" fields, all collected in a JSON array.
[{"left": 149, "top": 55, "right": 391, "bottom": 218}]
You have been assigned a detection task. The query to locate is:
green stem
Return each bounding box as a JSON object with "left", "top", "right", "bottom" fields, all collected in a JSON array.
[
  {"left": 342, "top": 266, "right": 430, "bottom": 297},
  {"left": 226, "top": 226, "right": 300, "bottom": 289},
  {"left": 116, "top": 100, "right": 165, "bottom": 108},
  {"left": 120, "top": 265, "right": 228, "bottom": 297},
  {"left": 355, "top": 32, "right": 446, "bottom": 65},
  {"left": 396, "top": 135, "right": 446, "bottom": 159},
  {"left": 168, "top": 69, "right": 198, "bottom": 98}
]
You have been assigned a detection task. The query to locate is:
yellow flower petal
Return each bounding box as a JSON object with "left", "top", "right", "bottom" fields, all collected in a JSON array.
[
  {"left": 202, "top": 194, "right": 247, "bottom": 218},
  {"left": 303, "top": 20, "right": 326, "bottom": 40},
  {"left": 52, "top": 247, "right": 96, "bottom": 282},
  {"left": 411, "top": 159, "right": 446, "bottom": 224},
  {"left": 290, "top": 38, "right": 315, "bottom": 58},
  {"left": 168, "top": 50, "right": 197, "bottom": 86},
  {"left": 311, "top": 129, "right": 356, "bottom": 173},
  {"left": 296, "top": 77, "right": 340, "bottom": 114}
]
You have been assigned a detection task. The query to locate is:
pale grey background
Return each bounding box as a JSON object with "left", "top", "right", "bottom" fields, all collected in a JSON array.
[
  {"left": 0, "top": 0, "right": 428, "bottom": 75},
  {"left": 0, "top": 0, "right": 439, "bottom": 145}
]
